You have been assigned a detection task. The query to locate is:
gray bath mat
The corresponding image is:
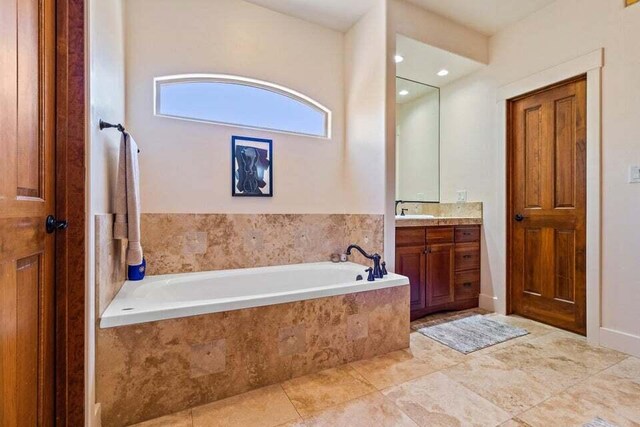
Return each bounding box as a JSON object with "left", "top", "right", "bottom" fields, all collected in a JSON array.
[
  {"left": 583, "top": 418, "right": 618, "bottom": 427},
  {"left": 416, "top": 315, "right": 528, "bottom": 354}
]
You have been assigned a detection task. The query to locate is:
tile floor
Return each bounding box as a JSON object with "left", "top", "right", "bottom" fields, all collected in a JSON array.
[{"left": 131, "top": 312, "right": 640, "bottom": 427}]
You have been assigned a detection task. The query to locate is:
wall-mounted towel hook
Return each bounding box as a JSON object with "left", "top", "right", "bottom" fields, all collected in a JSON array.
[{"left": 99, "top": 119, "right": 140, "bottom": 153}]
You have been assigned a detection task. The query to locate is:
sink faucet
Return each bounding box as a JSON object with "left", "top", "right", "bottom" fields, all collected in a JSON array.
[
  {"left": 345, "top": 244, "right": 383, "bottom": 279},
  {"left": 395, "top": 200, "right": 404, "bottom": 216},
  {"left": 400, "top": 208, "right": 408, "bottom": 216}
]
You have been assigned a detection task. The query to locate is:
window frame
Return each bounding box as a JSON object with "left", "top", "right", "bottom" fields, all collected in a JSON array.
[{"left": 153, "top": 74, "right": 332, "bottom": 139}]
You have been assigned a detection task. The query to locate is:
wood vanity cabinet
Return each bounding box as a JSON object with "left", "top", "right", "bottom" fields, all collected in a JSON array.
[{"left": 396, "top": 225, "right": 481, "bottom": 320}]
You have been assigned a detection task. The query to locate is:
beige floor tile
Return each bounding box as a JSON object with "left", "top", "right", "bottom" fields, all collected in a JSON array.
[
  {"left": 349, "top": 348, "right": 440, "bottom": 390},
  {"left": 129, "top": 410, "right": 192, "bottom": 427},
  {"left": 443, "top": 355, "right": 553, "bottom": 415},
  {"left": 382, "top": 371, "right": 511, "bottom": 426},
  {"left": 281, "top": 365, "right": 375, "bottom": 418},
  {"left": 605, "top": 357, "right": 640, "bottom": 381},
  {"left": 275, "top": 418, "right": 306, "bottom": 427},
  {"left": 566, "top": 370, "right": 640, "bottom": 423},
  {"left": 488, "top": 340, "right": 591, "bottom": 392},
  {"left": 528, "top": 331, "right": 628, "bottom": 373},
  {"left": 303, "top": 392, "right": 418, "bottom": 427},
  {"left": 408, "top": 333, "right": 466, "bottom": 365},
  {"left": 500, "top": 419, "right": 532, "bottom": 427},
  {"left": 192, "top": 384, "right": 299, "bottom": 427},
  {"left": 517, "top": 390, "right": 639, "bottom": 427}
]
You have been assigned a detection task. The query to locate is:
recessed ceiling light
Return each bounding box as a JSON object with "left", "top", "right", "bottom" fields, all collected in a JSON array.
[
  {"left": 437, "top": 69, "right": 449, "bottom": 77},
  {"left": 394, "top": 55, "right": 404, "bottom": 64},
  {"left": 399, "top": 90, "right": 409, "bottom": 96}
]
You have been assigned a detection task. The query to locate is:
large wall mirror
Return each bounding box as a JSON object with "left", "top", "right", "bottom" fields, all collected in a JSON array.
[{"left": 395, "top": 76, "right": 440, "bottom": 202}]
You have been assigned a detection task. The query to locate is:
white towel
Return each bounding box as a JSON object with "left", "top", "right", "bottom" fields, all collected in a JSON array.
[{"left": 113, "top": 133, "right": 143, "bottom": 265}]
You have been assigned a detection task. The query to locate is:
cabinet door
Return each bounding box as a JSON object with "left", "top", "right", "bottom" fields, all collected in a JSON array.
[
  {"left": 396, "top": 245, "right": 426, "bottom": 311},
  {"left": 426, "top": 243, "right": 455, "bottom": 307}
]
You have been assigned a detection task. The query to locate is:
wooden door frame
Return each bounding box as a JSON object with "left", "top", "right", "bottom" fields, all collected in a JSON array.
[
  {"left": 55, "top": 0, "right": 86, "bottom": 424},
  {"left": 497, "top": 49, "right": 603, "bottom": 345}
]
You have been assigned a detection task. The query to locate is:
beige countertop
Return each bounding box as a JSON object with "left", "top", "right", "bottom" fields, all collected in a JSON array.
[{"left": 395, "top": 217, "right": 483, "bottom": 227}]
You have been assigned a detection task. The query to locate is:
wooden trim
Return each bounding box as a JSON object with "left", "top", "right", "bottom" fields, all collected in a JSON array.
[
  {"left": 505, "top": 100, "right": 514, "bottom": 315},
  {"left": 55, "top": 0, "right": 86, "bottom": 425}
]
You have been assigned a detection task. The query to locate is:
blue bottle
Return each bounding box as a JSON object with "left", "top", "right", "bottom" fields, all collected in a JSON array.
[{"left": 128, "top": 258, "right": 146, "bottom": 281}]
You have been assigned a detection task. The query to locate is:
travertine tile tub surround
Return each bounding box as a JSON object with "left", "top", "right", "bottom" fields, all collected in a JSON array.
[
  {"left": 96, "top": 285, "right": 409, "bottom": 427},
  {"left": 140, "top": 213, "right": 384, "bottom": 275},
  {"left": 95, "top": 214, "right": 126, "bottom": 317},
  {"left": 95, "top": 214, "right": 383, "bottom": 316}
]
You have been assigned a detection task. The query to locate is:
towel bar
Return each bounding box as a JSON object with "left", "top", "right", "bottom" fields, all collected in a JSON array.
[{"left": 99, "top": 119, "right": 140, "bottom": 153}]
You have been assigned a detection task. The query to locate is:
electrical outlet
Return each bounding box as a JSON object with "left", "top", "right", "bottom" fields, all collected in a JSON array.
[
  {"left": 456, "top": 190, "right": 468, "bottom": 203},
  {"left": 629, "top": 166, "right": 640, "bottom": 183}
]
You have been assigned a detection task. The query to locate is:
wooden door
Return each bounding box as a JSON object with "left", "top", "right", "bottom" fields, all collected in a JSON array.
[
  {"left": 508, "top": 76, "right": 587, "bottom": 335},
  {"left": 425, "top": 243, "right": 454, "bottom": 307},
  {"left": 396, "top": 246, "right": 426, "bottom": 311},
  {"left": 0, "top": 0, "right": 57, "bottom": 424}
]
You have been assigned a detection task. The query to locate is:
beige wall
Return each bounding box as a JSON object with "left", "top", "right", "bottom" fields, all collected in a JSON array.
[
  {"left": 125, "top": 0, "right": 358, "bottom": 214},
  {"left": 88, "top": 0, "right": 126, "bottom": 423},
  {"left": 438, "top": 0, "right": 640, "bottom": 354}
]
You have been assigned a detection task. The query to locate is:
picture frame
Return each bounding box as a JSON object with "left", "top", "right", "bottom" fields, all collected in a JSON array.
[{"left": 231, "top": 136, "right": 273, "bottom": 197}]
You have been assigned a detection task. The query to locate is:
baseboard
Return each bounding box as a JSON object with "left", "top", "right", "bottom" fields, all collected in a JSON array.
[
  {"left": 600, "top": 327, "right": 640, "bottom": 358},
  {"left": 479, "top": 293, "right": 498, "bottom": 312}
]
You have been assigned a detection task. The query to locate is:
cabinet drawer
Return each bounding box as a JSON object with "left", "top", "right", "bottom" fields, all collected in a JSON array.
[
  {"left": 396, "top": 227, "right": 425, "bottom": 246},
  {"left": 455, "top": 226, "right": 480, "bottom": 243},
  {"left": 426, "top": 227, "right": 454, "bottom": 244},
  {"left": 455, "top": 242, "right": 480, "bottom": 271},
  {"left": 455, "top": 270, "right": 480, "bottom": 300}
]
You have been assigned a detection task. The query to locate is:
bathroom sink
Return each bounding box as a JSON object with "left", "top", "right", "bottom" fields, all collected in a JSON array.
[{"left": 395, "top": 214, "right": 436, "bottom": 220}]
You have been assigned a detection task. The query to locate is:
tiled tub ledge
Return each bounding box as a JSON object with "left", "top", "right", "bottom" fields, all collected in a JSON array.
[{"left": 96, "top": 284, "right": 409, "bottom": 426}]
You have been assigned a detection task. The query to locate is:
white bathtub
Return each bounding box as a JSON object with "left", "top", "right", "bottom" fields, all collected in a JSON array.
[{"left": 100, "top": 262, "right": 409, "bottom": 328}]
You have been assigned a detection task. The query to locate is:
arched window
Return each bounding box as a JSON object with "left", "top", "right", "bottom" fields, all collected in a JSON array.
[{"left": 154, "top": 74, "right": 331, "bottom": 138}]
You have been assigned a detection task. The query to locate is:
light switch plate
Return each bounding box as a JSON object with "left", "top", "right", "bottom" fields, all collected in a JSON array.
[
  {"left": 456, "top": 190, "right": 468, "bottom": 202},
  {"left": 629, "top": 166, "right": 640, "bottom": 183}
]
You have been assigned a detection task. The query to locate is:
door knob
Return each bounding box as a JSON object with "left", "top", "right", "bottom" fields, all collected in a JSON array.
[
  {"left": 46, "top": 215, "right": 68, "bottom": 234},
  {"left": 514, "top": 214, "right": 524, "bottom": 222}
]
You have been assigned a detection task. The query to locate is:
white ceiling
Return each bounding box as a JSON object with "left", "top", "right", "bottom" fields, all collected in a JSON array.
[
  {"left": 396, "top": 34, "right": 485, "bottom": 88},
  {"left": 245, "top": 0, "right": 375, "bottom": 32},
  {"left": 405, "top": 0, "right": 556, "bottom": 35},
  {"left": 246, "top": 0, "right": 556, "bottom": 35}
]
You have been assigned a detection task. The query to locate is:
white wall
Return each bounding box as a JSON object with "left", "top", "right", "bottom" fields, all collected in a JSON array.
[
  {"left": 344, "top": 0, "right": 388, "bottom": 216},
  {"left": 438, "top": 0, "right": 640, "bottom": 355},
  {"left": 396, "top": 90, "right": 439, "bottom": 201},
  {"left": 125, "top": 0, "right": 358, "bottom": 214},
  {"left": 87, "top": 0, "right": 125, "bottom": 423},
  {"left": 391, "top": 0, "right": 489, "bottom": 65}
]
